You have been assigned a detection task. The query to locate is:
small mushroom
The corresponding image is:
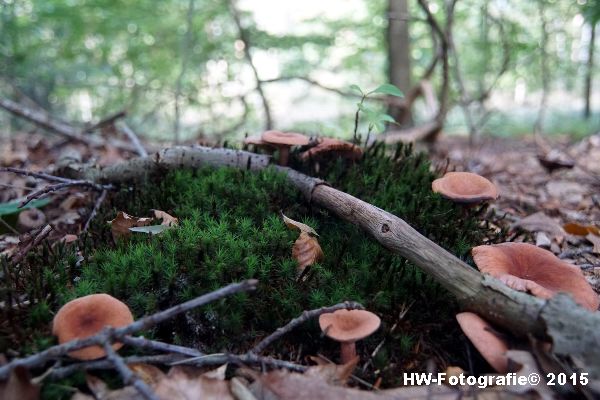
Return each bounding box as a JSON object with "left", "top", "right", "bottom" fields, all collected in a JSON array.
[
  {"left": 456, "top": 312, "right": 509, "bottom": 373},
  {"left": 52, "top": 294, "right": 134, "bottom": 360},
  {"left": 432, "top": 172, "right": 498, "bottom": 204},
  {"left": 319, "top": 309, "right": 381, "bottom": 364},
  {"left": 299, "top": 138, "right": 363, "bottom": 161},
  {"left": 472, "top": 242, "right": 599, "bottom": 311},
  {"left": 16, "top": 208, "right": 46, "bottom": 233},
  {"left": 261, "top": 130, "right": 309, "bottom": 166}
]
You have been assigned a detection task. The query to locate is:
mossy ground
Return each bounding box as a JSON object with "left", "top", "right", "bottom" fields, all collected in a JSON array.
[{"left": 1, "top": 143, "right": 500, "bottom": 397}]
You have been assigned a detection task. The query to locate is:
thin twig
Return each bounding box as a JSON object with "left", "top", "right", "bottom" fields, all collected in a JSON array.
[
  {"left": 20, "top": 181, "right": 112, "bottom": 208},
  {"left": 0, "top": 279, "right": 258, "bottom": 380},
  {"left": 84, "top": 110, "right": 127, "bottom": 133},
  {"left": 82, "top": 189, "right": 107, "bottom": 233},
  {"left": 47, "top": 355, "right": 181, "bottom": 380},
  {"left": 170, "top": 352, "right": 308, "bottom": 372},
  {"left": 1, "top": 167, "right": 73, "bottom": 184},
  {"left": 103, "top": 342, "right": 159, "bottom": 400},
  {"left": 118, "top": 122, "right": 148, "bottom": 157},
  {"left": 10, "top": 224, "right": 52, "bottom": 265},
  {"left": 250, "top": 301, "right": 364, "bottom": 354},
  {"left": 121, "top": 336, "right": 203, "bottom": 357}
]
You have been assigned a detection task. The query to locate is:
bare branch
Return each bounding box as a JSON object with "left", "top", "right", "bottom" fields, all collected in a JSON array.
[
  {"left": 10, "top": 224, "right": 53, "bottom": 265},
  {"left": 82, "top": 189, "right": 108, "bottom": 233},
  {"left": 229, "top": 0, "right": 273, "bottom": 130},
  {"left": 250, "top": 301, "right": 364, "bottom": 354}
]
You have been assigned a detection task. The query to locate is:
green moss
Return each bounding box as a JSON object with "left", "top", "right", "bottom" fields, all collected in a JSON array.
[{"left": 1, "top": 143, "right": 495, "bottom": 392}]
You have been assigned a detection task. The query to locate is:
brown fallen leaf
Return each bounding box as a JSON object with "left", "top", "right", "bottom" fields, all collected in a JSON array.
[
  {"left": 563, "top": 222, "right": 600, "bottom": 236},
  {"left": 292, "top": 232, "right": 324, "bottom": 276},
  {"left": 585, "top": 233, "right": 600, "bottom": 255},
  {"left": 129, "top": 363, "right": 166, "bottom": 385},
  {"left": 248, "top": 369, "right": 460, "bottom": 400},
  {"left": 108, "top": 211, "right": 152, "bottom": 240},
  {"left": 0, "top": 366, "right": 40, "bottom": 400},
  {"left": 153, "top": 367, "right": 234, "bottom": 400},
  {"left": 153, "top": 209, "right": 179, "bottom": 227},
  {"left": 304, "top": 356, "right": 358, "bottom": 386},
  {"left": 282, "top": 213, "right": 318, "bottom": 236}
]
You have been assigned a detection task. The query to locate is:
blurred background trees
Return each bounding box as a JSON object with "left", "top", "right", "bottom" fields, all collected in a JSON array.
[{"left": 0, "top": 0, "right": 599, "bottom": 142}]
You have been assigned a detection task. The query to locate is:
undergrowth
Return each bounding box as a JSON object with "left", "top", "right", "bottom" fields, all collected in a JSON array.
[{"left": 1, "top": 143, "right": 498, "bottom": 396}]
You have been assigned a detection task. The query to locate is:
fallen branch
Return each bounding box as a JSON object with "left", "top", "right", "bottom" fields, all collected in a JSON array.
[
  {"left": 20, "top": 181, "right": 113, "bottom": 208},
  {"left": 62, "top": 146, "right": 600, "bottom": 382},
  {"left": 0, "top": 279, "right": 258, "bottom": 380}
]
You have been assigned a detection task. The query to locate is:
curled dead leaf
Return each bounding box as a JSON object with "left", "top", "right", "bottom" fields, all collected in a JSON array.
[
  {"left": 585, "top": 233, "right": 600, "bottom": 255},
  {"left": 153, "top": 210, "right": 179, "bottom": 227},
  {"left": 292, "top": 232, "right": 324, "bottom": 275},
  {"left": 282, "top": 213, "right": 318, "bottom": 236},
  {"left": 563, "top": 222, "right": 600, "bottom": 236},
  {"left": 109, "top": 211, "right": 152, "bottom": 240}
]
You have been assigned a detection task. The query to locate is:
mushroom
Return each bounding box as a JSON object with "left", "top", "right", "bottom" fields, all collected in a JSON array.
[
  {"left": 261, "top": 130, "right": 310, "bottom": 166},
  {"left": 299, "top": 138, "right": 363, "bottom": 162},
  {"left": 16, "top": 208, "right": 46, "bottom": 233},
  {"left": 52, "top": 293, "right": 134, "bottom": 360},
  {"left": 456, "top": 312, "right": 509, "bottom": 373},
  {"left": 319, "top": 309, "right": 381, "bottom": 364},
  {"left": 432, "top": 172, "right": 498, "bottom": 204},
  {"left": 472, "top": 242, "right": 599, "bottom": 311}
]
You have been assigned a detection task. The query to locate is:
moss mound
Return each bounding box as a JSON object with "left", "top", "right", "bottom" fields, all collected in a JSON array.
[{"left": 1, "top": 143, "right": 495, "bottom": 394}]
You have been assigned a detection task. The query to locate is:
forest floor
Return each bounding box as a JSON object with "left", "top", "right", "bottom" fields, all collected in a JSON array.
[
  {"left": 1, "top": 130, "right": 599, "bottom": 399},
  {"left": 430, "top": 134, "right": 600, "bottom": 292}
]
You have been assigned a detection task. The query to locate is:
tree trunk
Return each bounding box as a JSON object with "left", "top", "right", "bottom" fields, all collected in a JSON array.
[
  {"left": 584, "top": 22, "right": 596, "bottom": 119},
  {"left": 386, "top": 0, "right": 411, "bottom": 125}
]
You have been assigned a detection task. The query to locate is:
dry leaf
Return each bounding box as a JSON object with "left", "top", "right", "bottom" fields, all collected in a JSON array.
[
  {"left": 292, "top": 232, "right": 324, "bottom": 275},
  {"left": 153, "top": 367, "right": 234, "bottom": 400},
  {"left": 586, "top": 233, "right": 600, "bottom": 254},
  {"left": 61, "top": 234, "right": 78, "bottom": 244},
  {"left": 563, "top": 222, "right": 600, "bottom": 236},
  {"left": 129, "top": 363, "right": 166, "bottom": 385},
  {"left": 153, "top": 210, "right": 179, "bottom": 227},
  {"left": 304, "top": 356, "right": 358, "bottom": 386},
  {"left": 0, "top": 366, "right": 40, "bottom": 400},
  {"left": 282, "top": 213, "right": 318, "bottom": 236},
  {"left": 511, "top": 212, "right": 565, "bottom": 239},
  {"left": 108, "top": 211, "right": 152, "bottom": 240}
]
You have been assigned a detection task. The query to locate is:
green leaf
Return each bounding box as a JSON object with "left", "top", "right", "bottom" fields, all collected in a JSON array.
[
  {"left": 371, "top": 84, "right": 404, "bottom": 98},
  {"left": 0, "top": 198, "right": 51, "bottom": 217},
  {"left": 349, "top": 84, "right": 364, "bottom": 95},
  {"left": 129, "top": 225, "right": 171, "bottom": 235},
  {"left": 378, "top": 114, "right": 397, "bottom": 124}
]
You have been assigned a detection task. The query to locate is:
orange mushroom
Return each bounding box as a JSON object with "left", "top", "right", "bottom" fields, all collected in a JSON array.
[
  {"left": 319, "top": 309, "right": 381, "bottom": 364},
  {"left": 472, "top": 242, "right": 599, "bottom": 311},
  {"left": 432, "top": 172, "right": 498, "bottom": 204},
  {"left": 52, "top": 294, "right": 134, "bottom": 360},
  {"left": 261, "top": 130, "right": 310, "bottom": 166},
  {"left": 456, "top": 312, "right": 509, "bottom": 373},
  {"left": 299, "top": 138, "right": 363, "bottom": 161}
]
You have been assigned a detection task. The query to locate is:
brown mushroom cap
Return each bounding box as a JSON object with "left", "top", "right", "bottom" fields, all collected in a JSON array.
[
  {"left": 432, "top": 172, "right": 498, "bottom": 204},
  {"left": 319, "top": 309, "right": 381, "bottom": 342},
  {"left": 456, "top": 312, "right": 509, "bottom": 373},
  {"left": 244, "top": 135, "right": 271, "bottom": 146},
  {"left": 261, "top": 130, "right": 310, "bottom": 146},
  {"left": 300, "top": 138, "right": 363, "bottom": 161},
  {"left": 52, "top": 294, "right": 134, "bottom": 360},
  {"left": 472, "top": 243, "right": 599, "bottom": 311}
]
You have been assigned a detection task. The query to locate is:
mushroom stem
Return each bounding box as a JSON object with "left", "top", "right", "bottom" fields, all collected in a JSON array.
[
  {"left": 340, "top": 341, "right": 357, "bottom": 364},
  {"left": 277, "top": 146, "right": 290, "bottom": 166}
]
